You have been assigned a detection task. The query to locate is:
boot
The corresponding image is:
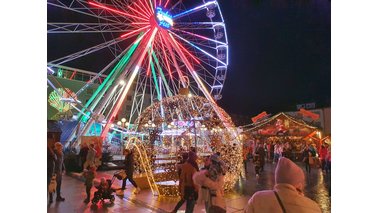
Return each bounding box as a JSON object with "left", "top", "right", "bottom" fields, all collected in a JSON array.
[
  {"left": 49, "top": 193, "right": 53, "bottom": 203},
  {"left": 134, "top": 187, "right": 141, "bottom": 194},
  {"left": 56, "top": 195, "right": 65, "bottom": 202}
]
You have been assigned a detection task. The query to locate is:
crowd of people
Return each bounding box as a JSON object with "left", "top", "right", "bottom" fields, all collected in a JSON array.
[{"left": 48, "top": 139, "right": 330, "bottom": 212}]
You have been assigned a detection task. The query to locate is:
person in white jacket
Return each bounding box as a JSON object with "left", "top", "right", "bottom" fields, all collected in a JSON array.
[
  {"left": 193, "top": 154, "right": 226, "bottom": 213},
  {"left": 245, "top": 157, "right": 322, "bottom": 213}
]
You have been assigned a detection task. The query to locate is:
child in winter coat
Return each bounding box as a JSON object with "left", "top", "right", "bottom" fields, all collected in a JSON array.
[{"left": 83, "top": 165, "right": 96, "bottom": 203}]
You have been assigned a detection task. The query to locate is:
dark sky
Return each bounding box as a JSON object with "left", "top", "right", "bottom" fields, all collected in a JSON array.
[
  {"left": 217, "top": 0, "right": 330, "bottom": 117},
  {"left": 48, "top": 0, "right": 331, "bottom": 118}
]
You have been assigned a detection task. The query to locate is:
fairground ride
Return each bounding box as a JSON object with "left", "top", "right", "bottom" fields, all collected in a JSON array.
[{"left": 47, "top": 0, "right": 242, "bottom": 196}]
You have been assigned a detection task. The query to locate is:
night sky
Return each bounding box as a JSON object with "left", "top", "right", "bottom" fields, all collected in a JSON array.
[
  {"left": 217, "top": 0, "right": 331, "bottom": 116},
  {"left": 48, "top": 0, "right": 331, "bottom": 118}
]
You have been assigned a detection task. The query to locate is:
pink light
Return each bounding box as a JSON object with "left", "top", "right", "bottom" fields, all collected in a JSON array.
[
  {"left": 128, "top": 4, "right": 150, "bottom": 20},
  {"left": 120, "top": 25, "right": 150, "bottom": 38},
  {"left": 138, "top": 0, "right": 154, "bottom": 15},
  {"left": 89, "top": 1, "right": 149, "bottom": 22},
  {"left": 164, "top": 0, "right": 170, "bottom": 8},
  {"left": 159, "top": 0, "right": 162, "bottom": 6},
  {"left": 131, "top": 22, "right": 149, "bottom": 25},
  {"left": 160, "top": 31, "right": 187, "bottom": 87},
  {"left": 101, "top": 28, "right": 158, "bottom": 139},
  {"left": 158, "top": 32, "right": 172, "bottom": 78},
  {"left": 132, "top": 1, "right": 151, "bottom": 17},
  {"left": 69, "top": 70, "right": 77, "bottom": 80},
  {"left": 170, "top": 34, "right": 200, "bottom": 64},
  {"left": 146, "top": 52, "right": 152, "bottom": 76}
]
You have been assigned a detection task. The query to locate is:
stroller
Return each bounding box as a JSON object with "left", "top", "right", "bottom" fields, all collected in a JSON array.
[{"left": 91, "top": 170, "right": 126, "bottom": 204}]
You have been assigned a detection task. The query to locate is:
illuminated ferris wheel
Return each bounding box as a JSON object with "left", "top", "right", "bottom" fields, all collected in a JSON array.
[{"left": 47, "top": 0, "right": 229, "bottom": 139}]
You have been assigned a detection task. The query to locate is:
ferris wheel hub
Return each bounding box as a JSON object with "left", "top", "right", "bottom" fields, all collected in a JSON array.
[{"left": 155, "top": 7, "right": 173, "bottom": 29}]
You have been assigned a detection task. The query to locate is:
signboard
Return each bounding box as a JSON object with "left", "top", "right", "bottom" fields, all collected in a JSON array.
[
  {"left": 296, "top": 102, "right": 316, "bottom": 110},
  {"left": 251, "top": 111, "right": 268, "bottom": 123}
]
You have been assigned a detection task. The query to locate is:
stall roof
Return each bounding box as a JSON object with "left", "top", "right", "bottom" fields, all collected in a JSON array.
[{"left": 243, "top": 112, "right": 318, "bottom": 135}]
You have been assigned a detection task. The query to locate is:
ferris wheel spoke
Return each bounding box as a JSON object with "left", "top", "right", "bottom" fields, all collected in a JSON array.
[
  {"left": 172, "top": 1, "right": 217, "bottom": 20},
  {"left": 48, "top": 36, "right": 128, "bottom": 65},
  {"left": 169, "top": 31, "right": 227, "bottom": 66},
  {"left": 173, "top": 22, "right": 224, "bottom": 30},
  {"left": 121, "top": 25, "right": 151, "bottom": 38},
  {"left": 169, "top": 34, "right": 201, "bottom": 65},
  {"left": 89, "top": 1, "right": 150, "bottom": 22},
  {"left": 159, "top": 31, "right": 188, "bottom": 88},
  {"left": 131, "top": 1, "right": 152, "bottom": 17},
  {"left": 167, "top": 0, "right": 182, "bottom": 12},
  {"left": 47, "top": 22, "right": 135, "bottom": 33},
  {"left": 137, "top": 0, "right": 154, "bottom": 16},
  {"left": 48, "top": 1, "right": 125, "bottom": 24},
  {"left": 171, "top": 28, "right": 227, "bottom": 46},
  {"left": 128, "top": 3, "right": 151, "bottom": 20}
]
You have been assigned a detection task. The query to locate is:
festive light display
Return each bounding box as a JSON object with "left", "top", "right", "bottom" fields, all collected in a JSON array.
[
  {"left": 132, "top": 95, "right": 242, "bottom": 195},
  {"left": 49, "top": 0, "right": 233, "bottom": 194},
  {"left": 48, "top": 88, "right": 77, "bottom": 113}
]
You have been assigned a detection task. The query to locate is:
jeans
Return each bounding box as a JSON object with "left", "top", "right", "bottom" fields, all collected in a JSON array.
[
  {"left": 85, "top": 184, "right": 92, "bottom": 200},
  {"left": 122, "top": 176, "right": 138, "bottom": 189},
  {"left": 185, "top": 198, "right": 196, "bottom": 213}
]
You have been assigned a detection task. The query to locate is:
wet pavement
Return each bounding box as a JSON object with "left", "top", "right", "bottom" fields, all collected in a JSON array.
[
  {"left": 234, "top": 160, "right": 331, "bottom": 213},
  {"left": 48, "top": 160, "right": 330, "bottom": 213}
]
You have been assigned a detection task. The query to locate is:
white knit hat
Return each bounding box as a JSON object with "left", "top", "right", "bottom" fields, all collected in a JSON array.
[{"left": 275, "top": 157, "right": 305, "bottom": 190}]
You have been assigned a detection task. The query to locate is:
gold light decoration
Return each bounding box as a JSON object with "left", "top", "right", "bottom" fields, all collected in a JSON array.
[{"left": 131, "top": 95, "right": 243, "bottom": 196}]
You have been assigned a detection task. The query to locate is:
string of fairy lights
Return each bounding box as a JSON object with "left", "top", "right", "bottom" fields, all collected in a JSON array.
[{"left": 119, "top": 95, "right": 243, "bottom": 196}]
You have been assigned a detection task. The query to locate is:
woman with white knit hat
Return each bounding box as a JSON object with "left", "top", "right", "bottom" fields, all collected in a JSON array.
[{"left": 244, "top": 157, "right": 321, "bottom": 213}]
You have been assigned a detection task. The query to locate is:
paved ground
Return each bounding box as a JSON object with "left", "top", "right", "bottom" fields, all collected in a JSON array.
[{"left": 47, "top": 160, "right": 330, "bottom": 213}]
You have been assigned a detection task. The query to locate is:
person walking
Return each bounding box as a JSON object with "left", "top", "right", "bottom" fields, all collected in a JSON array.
[
  {"left": 83, "top": 165, "right": 96, "bottom": 203},
  {"left": 47, "top": 138, "right": 56, "bottom": 203},
  {"left": 179, "top": 151, "right": 199, "bottom": 213},
  {"left": 79, "top": 143, "right": 89, "bottom": 170},
  {"left": 325, "top": 145, "right": 331, "bottom": 174},
  {"left": 255, "top": 144, "right": 265, "bottom": 172},
  {"left": 245, "top": 157, "right": 322, "bottom": 213},
  {"left": 302, "top": 145, "right": 312, "bottom": 174},
  {"left": 121, "top": 149, "right": 141, "bottom": 194},
  {"left": 193, "top": 154, "right": 226, "bottom": 213},
  {"left": 319, "top": 144, "right": 328, "bottom": 172},
  {"left": 171, "top": 152, "right": 189, "bottom": 213},
  {"left": 242, "top": 146, "right": 249, "bottom": 174},
  {"left": 50, "top": 142, "right": 66, "bottom": 202},
  {"left": 83, "top": 143, "right": 97, "bottom": 170}
]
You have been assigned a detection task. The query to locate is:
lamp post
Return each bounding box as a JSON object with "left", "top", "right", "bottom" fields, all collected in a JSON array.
[{"left": 117, "top": 118, "right": 129, "bottom": 145}]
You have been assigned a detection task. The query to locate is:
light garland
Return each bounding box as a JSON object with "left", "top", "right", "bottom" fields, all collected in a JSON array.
[{"left": 123, "top": 95, "right": 243, "bottom": 196}]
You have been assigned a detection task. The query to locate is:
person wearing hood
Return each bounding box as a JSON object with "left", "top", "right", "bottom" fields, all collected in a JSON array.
[
  {"left": 193, "top": 154, "right": 226, "bottom": 213},
  {"left": 244, "top": 157, "right": 321, "bottom": 213}
]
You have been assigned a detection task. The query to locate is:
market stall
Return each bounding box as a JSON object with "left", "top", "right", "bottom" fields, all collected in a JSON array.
[{"left": 243, "top": 112, "right": 321, "bottom": 161}]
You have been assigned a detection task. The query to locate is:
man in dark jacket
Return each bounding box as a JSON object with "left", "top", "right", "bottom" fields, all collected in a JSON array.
[
  {"left": 121, "top": 149, "right": 141, "bottom": 194},
  {"left": 256, "top": 144, "right": 266, "bottom": 172}
]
